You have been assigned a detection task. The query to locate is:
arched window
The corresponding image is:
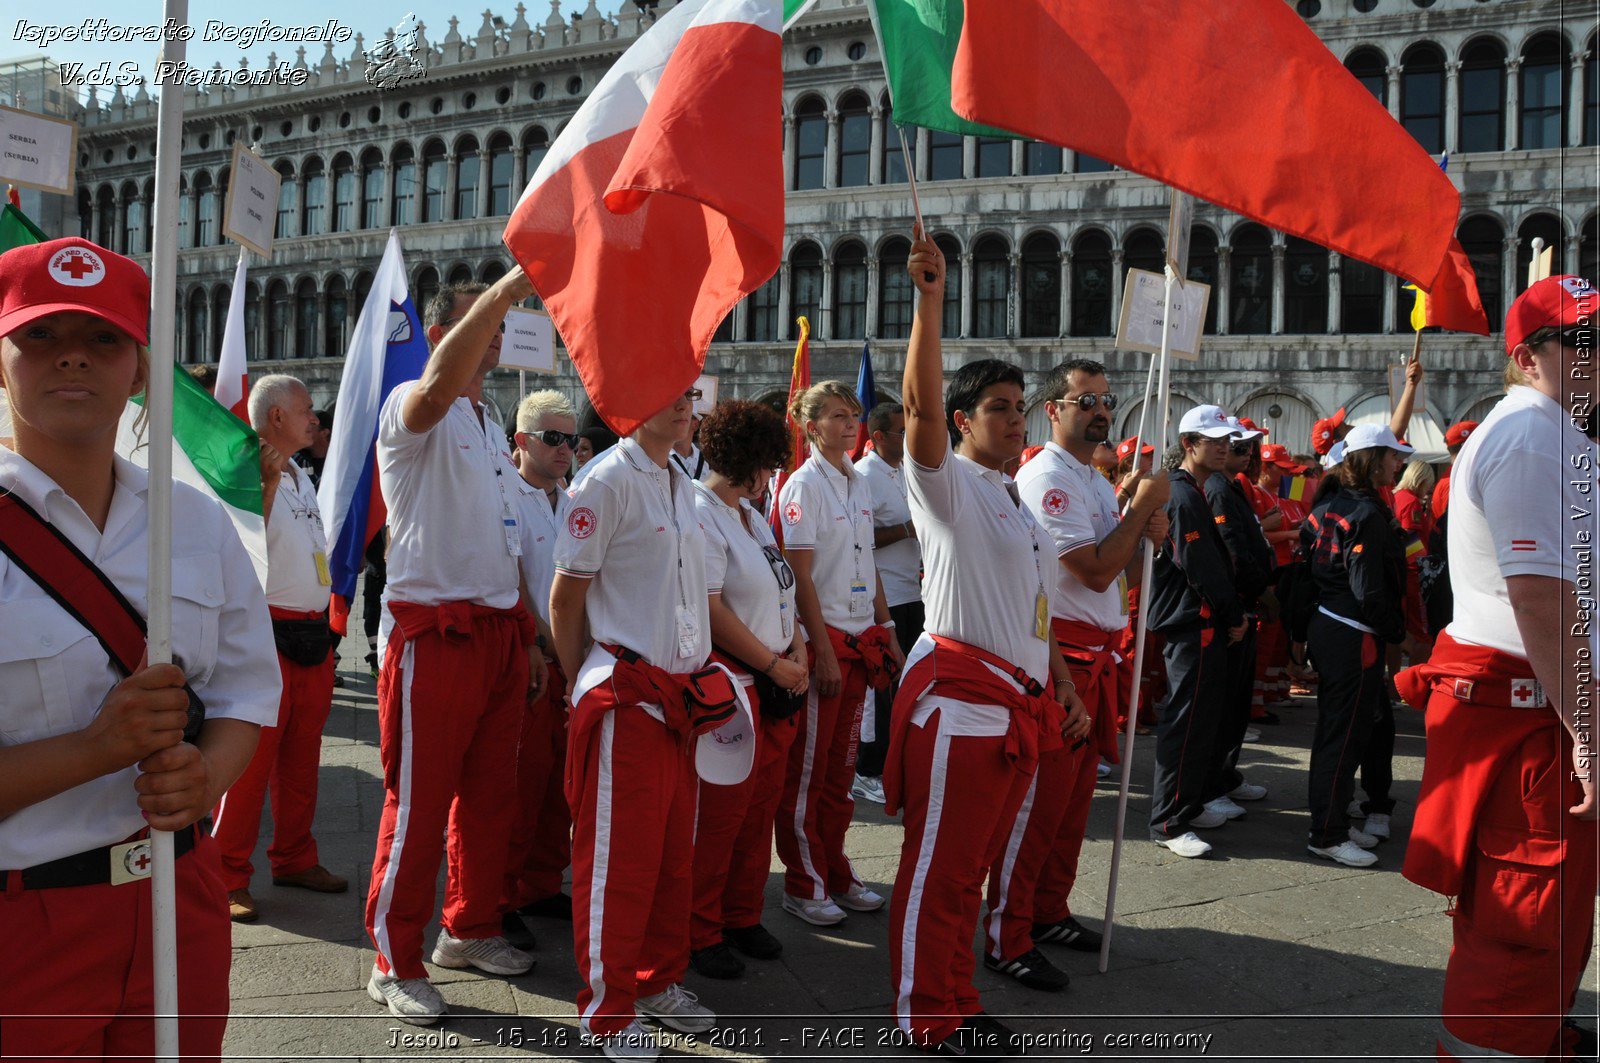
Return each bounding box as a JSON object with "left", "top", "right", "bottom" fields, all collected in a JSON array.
[
  {"left": 414, "top": 267, "right": 440, "bottom": 317},
  {"left": 1187, "top": 226, "right": 1220, "bottom": 334},
  {"left": 837, "top": 94, "right": 870, "bottom": 188},
  {"left": 975, "top": 135, "right": 1011, "bottom": 178},
  {"left": 244, "top": 283, "right": 261, "bottom": 362},
  {"left": 1582, "top": 215, "right": 1599, "bottom": 283},
  {"left": 878, "top": 237, "right": 913, "bottom": 339},
  {"left": 1123, "top": 226, "right": 1164, "bottom": 277},
  {"left": 421, "top": 141, "right": 447, "bottom": 221},
  {"left": 523, "top": 126, "right": 550, "bottom": 179},
  {"left": 447, "top": 263, "right": 474, "bottom": 286},
  {"left": 1284, "top": 236, "right": 1329, "bottom": 333},
  {"left": 353, "top": 272, "right": 374, "bottom": 319},
  {"left": 1459, "top": 38, "right": 1506, "bottom": 153},
  {"left": 1070, "top": 229, "right": 1112, "bottom": 336},
  {"left": 935, "top": 234, "right": 962, "bottom": 336},
  {"left": 832, "top": 241, "right": 868, "bottom": 339},
  {"left": 487, "top": 133, "right": 514, "bottom": 215},
  {"left": 301, "top": 158, "right": 326, "bottom": 237},
  {"left": 121, "top": 182, "right": 144, "bottom": 255},
  {"left": 882, "top": 102, "right": 911, "bottom": 184},
  {"left": 928, "top": 130, "right": 963, "bottom": 181},
  {"left": 96, "top": 185, "right": 116, "bottom": 248},
  {"left": 1517, "top": 213, "right": 1564, "bottom": 293},
  {"left": 747, "top": 273, "right": 780, "bottom": 342},
  {"left": 1401, "top": 42, "right": 1447, "bottom": 154},
  {"left": 325, "top": 275, "right": 348, "bottom": 355},
  {"left": 267, "top": 281, "right": 291, "bottom": 360},
  {"left": 1024, "top": 142, "right": 1062, "bottom": 176},
  {"left": 1458, "top": 215, "right": 1505, "bottom": 326},
  {"left": 1229, "top": 223, "right": 1272, "bottom": 335},
  {"left": 455, "top": 136, "right": 480, "bottom": 219},
  {"left": 211, "top": 288, "right": 228, "bottom": 357},
  {"left": 186, "top": 289, "right": 208, "bottom": 364},
  {"left": 360, "top": 148, "right": 384, "bottom": 229},
  {"left": 274, "top": 162, "right": 297, "bottom": 239},
  {"left": 1075, "top": 153, "right": 1112, "bottom": 174},
  {"left": 1520, "top": 34, "right": 1570, "bottom": 149},
  {"left": 972, "top": 235, "right": 1010, "bottom": 339},
  {"left": 481, "top": 260, "right": 508, "bottom": 284},
  {"left": 1019, "top": 232, "right": 1061, "bottom": 338},
  {"left": 391, "top": 145, "right": 416, "bottom": 225},
  {"left": 793, "top": 98, "right": 826, "bottom": 190},
  {"left": 1340, "top": 256, "right": 1385, "bottom": 334},
  {"left": 789, "top": 242, "right": 823, "bottom": 333},
  {"left": 194, "top": 173, "right": 217, "bottom": 247},
  {"left": 1345, "top": 46, "right": 1387, "bottom": 107},
  {"left": 77, "top": 189, "right": 92, "bottom": 245},
  {"left": 332, "top": 154, "right": 356, "bottom": 232},
  {"left": 294, "top": 279, "right": 319, "bottom": 358}
]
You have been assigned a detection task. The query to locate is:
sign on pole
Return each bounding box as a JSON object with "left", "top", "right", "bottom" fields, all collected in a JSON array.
[
  {"left": 1527, "top": 237, "right": 1553, "bottom": 286},
  {"left": 0, "top": 104, "right": 77, "bottom": 194},
  {"left": 1115, "top": 268, "right": 1210, "bottom": 361},
  {"left": 222, "top": 142, "right": 280, "bottom": 257},
  {"left": 693, "top": 373, "right": 719, "bottom": 416},
  {"left": 1388, "top": 362, "right": 1428, "bottom": 418},
  {"left": 499, "top": 306, "right": 558, "bottom": 373},
  {"left": 1166, "top": 191, "right": 1193, "bottom": 273}
]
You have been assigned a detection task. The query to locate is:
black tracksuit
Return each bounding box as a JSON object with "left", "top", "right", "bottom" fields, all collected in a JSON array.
[
  {"left": 1203, "top": 472, "right": 1276, "bottom": 801},
  {"left": 1147, "top": 467, "right": 1242, "bottom": 838},
  {"left": 1300, "top": 484, "right": 1406, "bottom": 847}
]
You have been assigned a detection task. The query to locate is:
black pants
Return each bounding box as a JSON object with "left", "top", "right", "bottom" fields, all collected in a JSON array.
[
  {"left": 1305, "top": 612, "right": 1387, "bottom": 847},
  {"left": 855, "top": 600, "right": 924, "bottom": 778},
  {"left": 1149, "top": 625, "right": 1230, "bottom": 838},
  {"left": 1206, "top": 620, "right": 1257, "bottom": 802},
  {"left": 1356, "top": 698, "right": 1396, "bottom": 815}
]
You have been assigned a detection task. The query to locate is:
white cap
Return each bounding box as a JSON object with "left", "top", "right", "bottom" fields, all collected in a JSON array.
[
  {"left": 1341, "top": 423, "right": 1415, "bottom": 456},
  {"left": 1226, "top": 416, "right": 1264, "bottom": 441},
  {"left": 695, "top": 670, "right": 757, "bottom": 785},
  {"left": 1178, "top": 404, "right": 1236, "bottom": 439},
  {"left": 1321, "top": 440, "right": 1347, "bottom": 467}
]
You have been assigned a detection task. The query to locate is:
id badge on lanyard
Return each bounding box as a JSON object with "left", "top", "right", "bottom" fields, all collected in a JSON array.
[{"left": 1034, "top": 590, "right": 1050, "bottom": 641}]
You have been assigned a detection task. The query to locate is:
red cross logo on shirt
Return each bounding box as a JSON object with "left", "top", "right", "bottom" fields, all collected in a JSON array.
[
  {"left": 568, "top": 507, "right": 597, "bottom": 539},
  {"left": 783, "top": 501, "right": 803, "bottom": 526},
  {"left": 1042, "top": 488, "right": 1069, "bottom": 515},
  {"left": 47, "top": 246, "right": 107, "bottom": 287},
  {"left": 1510, "top": 679, "right": 1544, "bottom": 707}
]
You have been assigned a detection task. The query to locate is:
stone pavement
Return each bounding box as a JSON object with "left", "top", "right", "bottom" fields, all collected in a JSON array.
[{"left": 224, "top": 641, "right": 1598, "bottom": 1062}]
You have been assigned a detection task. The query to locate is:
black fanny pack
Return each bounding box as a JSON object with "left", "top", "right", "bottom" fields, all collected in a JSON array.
[
  {"left": 273, "top": 615, "right": 335, "bottom": 667},
  {"left": 749, "top": 663, "right": 805, "bottom": 721}
]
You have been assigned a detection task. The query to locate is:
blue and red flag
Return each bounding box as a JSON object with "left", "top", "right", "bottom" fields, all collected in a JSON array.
[
  {"left": 851, "top": 339, "right": 877, "bottom": 461},
  {"left": 315, "top": 230, "right": 430, "bottom": 635}
]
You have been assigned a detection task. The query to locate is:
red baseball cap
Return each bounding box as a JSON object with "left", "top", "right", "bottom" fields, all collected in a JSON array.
[
  {"left": 0, "top": 237, "right": 150, "bottom": 346},
  {"left": 1260, "top": 443, "right": 1304, "bottom": 472},
  {"left": 1444, "top": 420, "right": 1478, "bottom": 447},
  {"left": 1116, "top": 435, "right": 1156, "bottom": 461},
  {"left": 1237, "top": 416, "right": 1267, "bottom": 436},
  {"left": 1504, "top": 275, "right": 1596, "bottom": 354}
]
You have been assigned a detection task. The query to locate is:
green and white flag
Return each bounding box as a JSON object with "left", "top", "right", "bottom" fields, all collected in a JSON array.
[
  {"left": 784, "top": 0, "right": 819, "bottom": 26},
  {"left": 865, "top": 0, "right": 1014, "bottom": 138}
]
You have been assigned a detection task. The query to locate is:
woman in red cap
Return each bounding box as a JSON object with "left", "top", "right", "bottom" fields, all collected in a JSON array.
[{"left": 0, "top": 238, "right": 279, "bottom": 1060}]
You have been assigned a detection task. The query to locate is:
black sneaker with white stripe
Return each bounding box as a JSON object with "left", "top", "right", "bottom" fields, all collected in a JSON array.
[
  {"left": 982, "top": 946, "right": 1070, "bottom": 991},
  {"left": 1032, "top": 915, "right": 1103, "bottom": 952}
]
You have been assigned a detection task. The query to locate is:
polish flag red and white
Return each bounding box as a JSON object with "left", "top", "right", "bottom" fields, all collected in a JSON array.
[
  {"left": 213, "top": 249, "right": 251, "bottom": 421},
  {"left": 503, "top": 0, "right": 783, "bottom": 436}
]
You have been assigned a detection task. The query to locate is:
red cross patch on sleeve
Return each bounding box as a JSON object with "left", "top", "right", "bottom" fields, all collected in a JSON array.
[
  {"left": 568, "top": 507, "right": 597, "bottom": 539},
  {"left": 783, "top": 501, "right": 803, "bottom": 526},
  {"left": 1041, "top": 488, "right": 1069, "bottom": 515}
]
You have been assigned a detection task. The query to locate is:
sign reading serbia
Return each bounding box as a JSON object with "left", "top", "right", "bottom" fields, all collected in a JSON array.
[{"left": 0, "top": 105, "right": 77, "bottom": 195}]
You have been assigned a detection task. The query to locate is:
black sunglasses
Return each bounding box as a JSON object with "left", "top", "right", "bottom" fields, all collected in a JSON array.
[
  {"left": 761, "top": 544, "right": 796, "bottom": 591},
  {"left": 1229, "top": 441, "right": 1255, "bottom": 455},
  {"left": 529, "top": 429, "right": 580, "bottom": 449},
  {"left": 442, "top": 316, "right": 507, "bottom": 334},
  {"left": 1527, "top": 325, "right": 1596, "bottom": 350},
  {"left": 1057, "top": 393, "right": 1117, "bottom": 412}
]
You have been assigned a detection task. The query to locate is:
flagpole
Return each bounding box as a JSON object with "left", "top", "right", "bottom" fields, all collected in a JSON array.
[{"left": 146, "top": 0, "right": 189, "bottom": 1054}]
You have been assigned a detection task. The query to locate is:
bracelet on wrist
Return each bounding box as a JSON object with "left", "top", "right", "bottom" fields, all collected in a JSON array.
[
  {"left": 763, "top": 652, "right": 780, "bottom": 675},
  {"left": 881, "top": 619, "right": 896, "bottom": 630}
]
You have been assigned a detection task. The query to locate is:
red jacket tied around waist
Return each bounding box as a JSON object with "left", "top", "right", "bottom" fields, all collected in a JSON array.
[
  {"left": 827, "top": 624, "right": 900, "bottom": 690},
  {"left": 388, "top": 600, "right": 539, "bottom": 648},
  {"left": 1052, "top": 617, "right": 1121, "bottom": 763},
  {"left": 883, "top": 635, "right": 1064, "bottom": 815}
]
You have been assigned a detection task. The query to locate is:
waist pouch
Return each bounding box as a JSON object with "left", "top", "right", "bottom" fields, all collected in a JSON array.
[
  {"left": 272, "top": 616, "right": 335, "bottom": 667},
  {"left": 750, "top": 666, "right": 805, "bottom": 721}
]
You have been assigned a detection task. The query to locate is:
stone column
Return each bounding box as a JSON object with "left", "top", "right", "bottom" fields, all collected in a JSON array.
[
  {"left": 444, "top": 153, "right": 459, "bottom": 221},
  {"left": 868, "top": 105, "right": 884, "bottom": 185},
  {"left": 1382, "top": 273, "right": 1397, "bottom": 335},
  {"left": 1010, "top": 139, "right": 1026, "bottom": 176},
  {"left": 820, "top": 258, "right": 834, "bottom": 338},
  {"left": 731, "top": 297, "right": 747, "bottom": 343},
  {"left": 1503, "top": 235, "right": 1520, "bottom": 314},
  {"left": 823, "top": 109, "right": 840, "bottom": 189},
  {"left": 1271, "top": 240, "right": 1286, "bottom": 335},
  {"left": 1326, "top": 250, "right": 1342, "bottom": 334},
  {"left": 959, "top": 252, "right": 974, "bottom": 338},
  {"left": 1058, "top": 249, "right": 1072, "bottom": 337},
  {"left": 1062, "top": 148, "right": 1076, "bottom": 173},
  {"left": 782, "top": 114, "right": 796, "bottom": 192},
  {"left": 865, "top": 252, "right": 881, "bottom": 337},
  {"left": 961, "top": 135, "right": 976, "bottom": 180},
  {"left": 90, "top": 198, "right": 102, "bottom": 247},
  {"left": 114, "top": 196, "right": 128, "bottom": 254},
  {"left": 1567, "top": 234, "right": 1582, "bottom": 276},
  {"left": 1571, "top": 52, "right": 1587, "bottom": 149},
  {"left": 382, "top": 156, "right": 396, "bottom": 225},
  {"left": 1505, "top": 58, "right": 1522, "bottom": 151},
  {"left": 512, "top": 149, "right": 526, "bottom": 206},
  {"left": 1008, "top": 252, "right": 1022, "bottom": 337},
  {"left": 477, "top": 150, "right": 491, "bottom": 219},
  {"left": 1386, "top": 64, "right": 1402, "bottom": 120},
  {"left": 1217, "top": 246, "right": 1232, "bottom": 335},
  {"left": 777, "top": 261, "right": 793, "bottom": 341},
  {"left": 1444, "top": 60, "right": 1462, "bottom": 155},
  {"left": 916, "top": 126, "right": 932, "bottom": 182},
  {"left": 1110, "top": 248, "right": 1125, "bottom": 324}
]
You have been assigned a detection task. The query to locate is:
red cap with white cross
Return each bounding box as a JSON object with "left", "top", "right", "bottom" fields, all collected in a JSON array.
[{"left": 0, "top": 237, "right": 150, "bottom": 346}]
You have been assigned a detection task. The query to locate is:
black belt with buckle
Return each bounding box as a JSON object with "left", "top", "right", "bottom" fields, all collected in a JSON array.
[{"left": 8, "top": 825, "right": 199, "bottom": 890}]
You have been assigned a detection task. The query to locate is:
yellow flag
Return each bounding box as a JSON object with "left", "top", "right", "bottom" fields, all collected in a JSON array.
[{"left": 1404, "top": 283, "right": 1428, "bottom": 332}]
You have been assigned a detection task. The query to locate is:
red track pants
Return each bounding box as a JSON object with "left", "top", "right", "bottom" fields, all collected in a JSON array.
[
  {"left": 504, "top": 662, "right": 571, "bottom": 911},
  {"left": 365, "top": 605, "right": 526, "bottom": 979},
  {"left": 571, "top": 695, "right": 698, "bottom": 1038},
  {"left": 777, "top": 655, "right": 868, "bottom": 900},
  {"left": 214, "top": 637, "right": 335, "bottom": 891},
  {"left": 0, "top": 835, "right": 231, "bottom": 1062},
  {"left": 889, "top": 706, "right": 1030, "bottom": 1045},
  {"left": 1253, "top": 616, "right": 1291, "bottom": 714},
  {"left": 691, "top": 680, "right": 801, "bottom": 949}
]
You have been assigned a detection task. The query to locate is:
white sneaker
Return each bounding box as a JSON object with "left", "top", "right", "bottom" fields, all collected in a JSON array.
[
  {"left": 1229, "top": 781, "right": 1268, "bottom": 802},
  {"left": 1347, "top": 826, "right": 1380, "bottom": 849},
  {"left": 1159, "top": 831, "right": 1213, "bottom": 858},
  {"left": 1364, "top": 813, "right": 1391, "bottom": 839},
  {"left": 636, "top": 983, "right": 716, "bottom": 1034},
  {"left": 1308, "top": 840, "right": 1378, "bottom": 867},
  {"left": 1190, "top": 807, "right": 1229, "bottom": 829},
  {"left": 850, "top": 773, "right": 886, "bottom": 804},
  {"left": 1347, "top": 800, "right": 1367, "bottom": 819},
  {"left": 430, "top": 930, "right": 535, "bottom": 976},
  {"left": 1203, "top": 796, "right": 1247, "bottom": 821},
  {"left": 367, "top": 966, "right": 446, "bottom": 1026},
  {"left": 1097, "top": 760, "right": 1113, "bottom": 779},
  {"left": 782, "top": 892, "right": 848, "bottom": 926},
  {"left": 592, "top": 1020, "right": 660, "bottom": 1063},
  {"left": 831, "top": 882, "right": 885, "bottom": 911},
  {"left": 1242, "top": 727, "right": 1262, "bottom": 743}
]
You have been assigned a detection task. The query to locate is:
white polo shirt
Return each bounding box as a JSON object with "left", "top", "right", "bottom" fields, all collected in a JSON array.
[
  {"left": 376, "top": 381, "right": 521, "bottom": 610},
  {"left": 0, "top": 447, "right": 280, "bottom": 869},
  {"left": 778, "top": 452, "right": 877, "bottom": 636},
  {"left": 906, "top": 441, "right": 1054, "bottom": 688},
  {"left": 513, "top": 471, "right": 573, "bottom": 626},
  {"left": 265, "top": 464, "right": 332, "bottom": 613},
  {"left": 1016, "top": 441, "right": 1129, "bottom": 633},
  {"left": 694, "top": 481, "right": 795, "bottom": 658},
  {"left": 555, "top": 437, "right": 710, "bottom": 672},
  {"left": 856, "top": 449, "right": 922, "bottom": 608},
  {"left": 671, "top": 443, "right": 711, "bottom": 482},
  {"left": 1446, "top": 385, "right": 1596, "bottom": 659}
]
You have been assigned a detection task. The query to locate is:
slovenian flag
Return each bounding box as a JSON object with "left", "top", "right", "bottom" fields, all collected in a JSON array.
[{"left": 316, "top": 230, "right": 430, "bottom": 635}]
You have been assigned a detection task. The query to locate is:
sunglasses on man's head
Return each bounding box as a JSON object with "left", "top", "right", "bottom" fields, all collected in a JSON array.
[
  {"left": 1528, "top": 325, "right": 1596, "bottom": 350},
  {"left": 530, "top": 429, "right": 580, "bottom": 449},
  {"left": 1056, "top": 393, "right": 1117, "bottom": 412}
]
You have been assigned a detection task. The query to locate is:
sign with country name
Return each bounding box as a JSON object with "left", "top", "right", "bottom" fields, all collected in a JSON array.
[
  {"left": 1115, "top": 267, "right": 1209, "bottom": 361},
  {"left": 0, "top": 105, "right": 77, "bottom": 195},
  {"left": 222, "top": 143, "right": 280, "bottom": 257},
  {"left": 500, "top": 305, "right": 557, "bottom": 373}
]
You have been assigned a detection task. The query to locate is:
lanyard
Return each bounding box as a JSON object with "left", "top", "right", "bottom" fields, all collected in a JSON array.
[
  {"left": 629, "top": 441, "right": 690, "bottom": 616},
  {"left": 819, "top": 458, "right": 866, "bottom": 588}
]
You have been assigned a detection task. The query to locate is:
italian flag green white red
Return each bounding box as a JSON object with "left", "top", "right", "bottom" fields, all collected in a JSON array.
[{"left": 0, "top": 199, "right": 268, "bottom": 586}]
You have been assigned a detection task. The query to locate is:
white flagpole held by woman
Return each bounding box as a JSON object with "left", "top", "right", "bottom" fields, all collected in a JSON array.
[{"left": 146, "top": 0, "right": 189, "bottom": 1054}]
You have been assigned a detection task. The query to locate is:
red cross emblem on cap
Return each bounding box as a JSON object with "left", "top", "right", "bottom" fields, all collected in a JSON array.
[
  {"left": 568, "top": 507, "right": 597, "bottom": 539},
  {"left": 47, "top": 246, "right": 106, "bottom": 288}
]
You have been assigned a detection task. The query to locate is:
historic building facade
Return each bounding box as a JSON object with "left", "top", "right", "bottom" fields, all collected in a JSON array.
[{"left": 46, "top": 0, "right": 1600, "bottom": 456}]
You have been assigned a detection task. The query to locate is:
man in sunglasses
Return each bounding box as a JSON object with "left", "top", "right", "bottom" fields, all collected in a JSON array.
[
  {"left": 670, "top": 390, "right": 711, "bottom": 482},
  {"left": 1399, "top": 275, "right": 1598, "bottom": 1063}
]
